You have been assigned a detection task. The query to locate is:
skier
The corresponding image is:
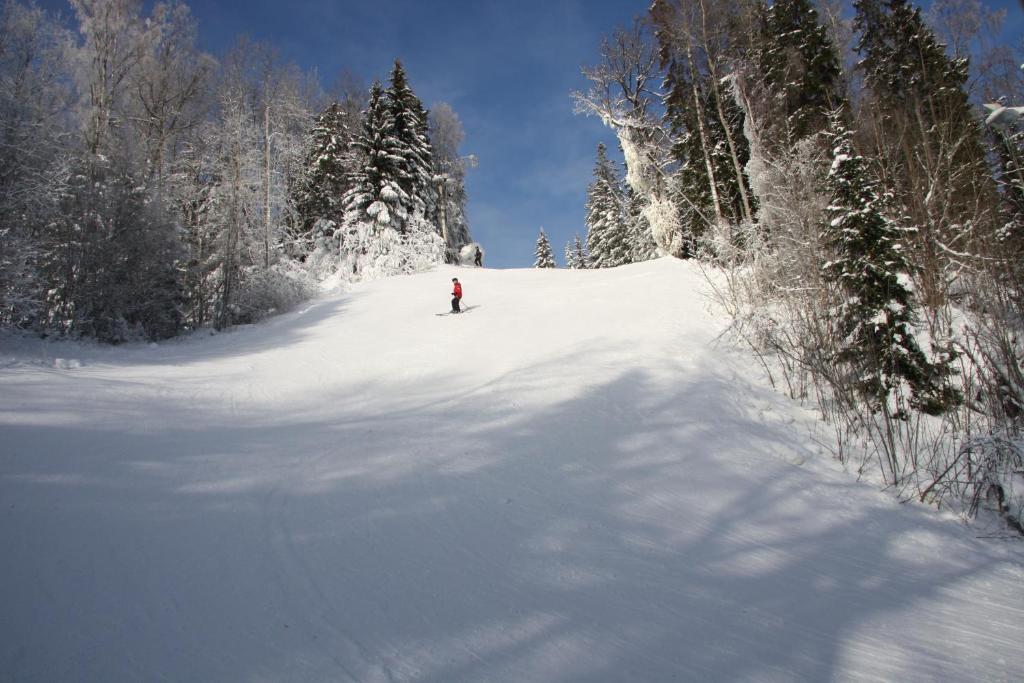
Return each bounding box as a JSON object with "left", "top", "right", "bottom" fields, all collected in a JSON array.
[
  {"left": 451, "top": 277, "right": 462, "bottom": 313},
  {"left": 474, "top": 247, "right": 483, "bottom": 267}
]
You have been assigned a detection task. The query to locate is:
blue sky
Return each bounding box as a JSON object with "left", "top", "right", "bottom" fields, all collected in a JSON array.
[{"left": 38, "top": 0, "right": 1024, "bottom": 268}]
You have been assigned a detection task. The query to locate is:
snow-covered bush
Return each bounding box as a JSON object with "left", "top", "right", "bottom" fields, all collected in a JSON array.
[
  {"left": 232, "top": 261, "right": 317, "bottom": 324},
  {"left": 303, "top": 219, "right": 343, "bottom": 281},
  {"left": 340, "top": 215, "right": 445, "bottom": 283}
]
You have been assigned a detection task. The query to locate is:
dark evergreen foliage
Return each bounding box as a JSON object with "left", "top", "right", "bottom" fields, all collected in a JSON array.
[
  {"left": 756, "top": 0, "right": 844, "bottom": 142},
  {"left": 994, "top": 123, "right": 1024, "bottom": 227},
  {"left": 822, "top": 121, "right": 959, "bottom": 417},
  {"left": 46, "top": 158, "right": 185, "bottom": 342},
  {"left": 626, "top": 186, "right": 658, "bottom": 262},
  {"left": 573, "top": 233, "right": 588, "bottom": 269},
  {"left": 662, "top": 62, "right": 752, "bottom": 257},
  {"left": 853, "top": 0, "right": 989, "bottom": 217},
  {"left": 990, "top": 122, "right": 1024, "bottom": 294},
  {"left": 385, "top": 60, "right": 434, "bottom": 233},
  {"left": 585, "top": 143, "right": 629, "bottom": 268},
  {"left": 342, "top": 81, "right": 407, "bottom": 231},
  {"left": 664, "top": 64, "right": 713, "bottom": 257},
  {"left": 855, "top": 0, "right": 965, "bottom": 110}
]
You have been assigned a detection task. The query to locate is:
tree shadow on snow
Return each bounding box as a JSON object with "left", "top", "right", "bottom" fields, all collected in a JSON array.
[
  {"left": 0, "top": 293, "right": 355, "bottom": 369},
  {"left": 1, "top": 345, "right": 1022, "bottom": 682}
]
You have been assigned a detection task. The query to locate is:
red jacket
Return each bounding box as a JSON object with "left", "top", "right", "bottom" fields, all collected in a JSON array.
[{"left": 452, "top": 282, "right": 462, "bottom": 299}]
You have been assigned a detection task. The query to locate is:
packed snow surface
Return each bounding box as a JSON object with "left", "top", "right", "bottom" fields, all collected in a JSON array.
[{"left": 2, "top": 258, "right": 1022, "bottom": 682}]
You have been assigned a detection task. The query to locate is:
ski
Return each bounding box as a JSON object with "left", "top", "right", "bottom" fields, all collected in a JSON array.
[{"left": 436, "top": 305, "right": 478, "bottom": 317}]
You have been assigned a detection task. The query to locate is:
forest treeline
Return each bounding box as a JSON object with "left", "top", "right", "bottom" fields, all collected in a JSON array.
[
  {"left": 573, "top": 0, "right": 1024, "bottom": 525},
  {"left": 0, "top": 0, "right": 472, "bottom": 341}
]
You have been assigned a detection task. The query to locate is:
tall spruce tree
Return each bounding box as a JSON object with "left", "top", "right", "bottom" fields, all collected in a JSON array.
[
  {"left": 385, "top": 60, "right": 433, "bottom": 234},
  {"left": 822, "top": 120, "right": 959, "bottom": 418},
  {"left": 854, "top": 0, "right": 982, "bottom": 166},
  {"left": 534, "top": 229, "right": 556, "bottom": 268},
  {"left": 585, "top": 143, "right": 628, "bottom": 268},
  {"left": 342, "top": 81, "right": 404, "bottom": 231},
  {"left": 573, "top": 233, "right": 588, "bottom": 269},
  {"left": 755, "top": 0, "right": 844, "bottom": 144}
]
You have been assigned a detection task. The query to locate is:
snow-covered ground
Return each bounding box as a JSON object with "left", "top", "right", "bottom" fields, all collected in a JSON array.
[{"left": 2, "top": 258, "right": 1022, "bottom": 682}]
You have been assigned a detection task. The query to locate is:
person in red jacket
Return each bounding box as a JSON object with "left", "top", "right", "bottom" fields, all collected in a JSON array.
[{"left": 451, "top": 277, "right": 463, "bottom": 313}]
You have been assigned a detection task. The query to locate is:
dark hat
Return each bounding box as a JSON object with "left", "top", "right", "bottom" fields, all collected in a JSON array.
[{"left": 452, "top": 277, "right": 458, "bottom": 281}]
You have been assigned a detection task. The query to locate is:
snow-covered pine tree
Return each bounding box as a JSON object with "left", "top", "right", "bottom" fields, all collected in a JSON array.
[
  {"left": 626, "top": 186, "right": 658, "bottom": 262},
  {"left": 585, "top": 143, "right": 629, "bottom": 268},
  {"left": 821, "top": 119, "right": 959, "bottom": 419},
  {"left": 573, "top": 233, "right": 589, "bottom": 269},
  {"left": 292, "top": 101, "right": 350, "bottom": 260},
  {"left": 340, "top": 80, "right": 408, "bottom": 274},
  {"left": 603, "top": 221, "right": 631, "bottom": 268},
  {"left": 334, "top": 64, "right": 446, "bottom": 281},
  {"left": 565, "top": 240, "right": 578, "bottom": 269},
  {"left": 755, "top": 0, "right": 844, "bottom": 146},
  {"left": 534, "top": 228, "right": 556, "bottom": 268},
  {"left": 385, "top": 60, "right": 433, "bottom": 235}
]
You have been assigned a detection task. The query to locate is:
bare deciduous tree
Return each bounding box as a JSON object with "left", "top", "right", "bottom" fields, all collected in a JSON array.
[{"left": 573, "top": 22, "right": 679, "bottom": 255}]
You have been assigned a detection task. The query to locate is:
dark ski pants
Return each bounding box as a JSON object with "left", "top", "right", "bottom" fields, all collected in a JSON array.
[{"left": 452, "top": 297, "right": 461, "bottom": 313}]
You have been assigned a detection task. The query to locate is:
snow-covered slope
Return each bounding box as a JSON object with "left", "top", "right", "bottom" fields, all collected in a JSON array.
[{"left": 2, "top": 258, "right": 1022, "bottom": 682}]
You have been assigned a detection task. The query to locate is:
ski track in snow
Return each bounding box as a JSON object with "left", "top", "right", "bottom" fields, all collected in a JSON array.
[{"left": 1, "top": 258, "right": 1023, "bottom": 682}]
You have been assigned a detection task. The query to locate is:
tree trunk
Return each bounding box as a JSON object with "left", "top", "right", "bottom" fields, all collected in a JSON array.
[
  {"left": 263, "top": 104, "right": 271, "bottom": 270},
  {"left": 220, "top": 140, "right": 242, "bottom": 330},
  {"left": 437, "top": 177, "right": 450, "bottom": 262},
  {"left": 699, "top": 0, "right": 753, "bottom": 224},
  {"left": 684, "top": 29, "right": 723, "bottom": 226}
]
